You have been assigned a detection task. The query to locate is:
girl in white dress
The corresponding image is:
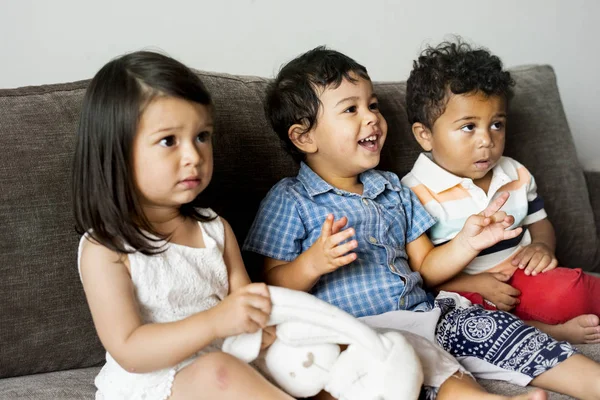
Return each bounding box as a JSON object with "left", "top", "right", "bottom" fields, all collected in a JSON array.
[{"left": 72, "top": 50, "right": 292, "bottom": 400}]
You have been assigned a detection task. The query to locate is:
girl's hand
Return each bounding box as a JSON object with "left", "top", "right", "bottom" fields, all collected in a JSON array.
[
  {"left": 511, "top": 242, "right": 558, "bottom": 276},
  {"left": 260, "top": 326, "right": 277, "bottom": 350},
  {"left": 212, "top": 283, "right": 272, "bottom": 339},
  {"left": 306, "top": 214, "right": 357, "bottom": 276},
  {"left": 459, "top": 192, "right": 523, "bottom": 252}
]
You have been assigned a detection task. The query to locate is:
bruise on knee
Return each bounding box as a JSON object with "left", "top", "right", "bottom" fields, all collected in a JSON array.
[{"left": 215, "top": 364, "right": 229, "bottom": 390}]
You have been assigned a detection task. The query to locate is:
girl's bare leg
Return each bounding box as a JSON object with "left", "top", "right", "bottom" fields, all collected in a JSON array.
[
  {"left": 311, "top": 372, "right": 546, "bottom": 400},
  {"left": 169, "top": 352, "right": 293, "bottom": 400}
]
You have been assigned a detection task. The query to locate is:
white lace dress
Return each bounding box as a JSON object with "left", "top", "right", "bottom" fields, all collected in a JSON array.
[{"left": 77, "top": 209, "right": 229, "bottom": 400}]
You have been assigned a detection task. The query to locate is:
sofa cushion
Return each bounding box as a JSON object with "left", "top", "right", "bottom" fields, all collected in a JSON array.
[
  {"left": 0, "top": 81, "right": 104, "bottom": 378},
  {"left": 0, "top": 367, "right": 98, "bottom": 399}
]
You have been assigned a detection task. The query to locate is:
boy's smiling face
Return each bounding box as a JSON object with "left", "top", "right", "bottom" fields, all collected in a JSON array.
[
  {"left": 413, "top": 91, "right": 507, "bottom": 189},
  {"left": 292, "top": 74, "right": 387, "bottom": 188}
]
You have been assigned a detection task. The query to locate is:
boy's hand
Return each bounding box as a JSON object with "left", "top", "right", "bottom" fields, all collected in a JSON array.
[
  {"left": 469, "top": 272, "right": 521, "bottom": 311},
  {"left": 459, "top": 192, "right": 523, "bottom": 253},
  {"left": 511, "top": 243, "right": 558, "bottom": 276},
  {"left": 307, "top": 214, "right": 357, "bottom": 275},
  {"left": 212, "top": 283, "right": 272, "bottom": 338}
]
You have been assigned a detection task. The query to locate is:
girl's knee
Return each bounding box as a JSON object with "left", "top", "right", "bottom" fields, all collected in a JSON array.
[{"left": 189, "top": 352, "right": 244, "bottom": 388}]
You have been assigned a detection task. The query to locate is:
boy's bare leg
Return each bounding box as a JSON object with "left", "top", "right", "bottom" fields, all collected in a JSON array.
[
  {"left": 312, "top": 372, "right": 547, "bottom": 400},
  {"left": 169, "top": 352, "right": 293, "bottom": 400},
  {"left": 530, "top": 354, "right": 600, "bottom": 399},
  {"left": 527, "top": 315, "right": 600, "bottom": 344},
  {"left": 437, "top": 372, "right": 546, "bottom": 400}
]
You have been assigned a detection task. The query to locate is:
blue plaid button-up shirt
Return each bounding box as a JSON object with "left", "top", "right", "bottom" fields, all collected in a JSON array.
[{"left": 243, "top": 162, "right": 437, "bottom": 318}]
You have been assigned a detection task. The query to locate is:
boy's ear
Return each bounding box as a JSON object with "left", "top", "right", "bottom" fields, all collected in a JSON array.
[
  {"left": 288, "top": 123, "right": 317, "bottom": 155},
  {"left": 412, "top": 122, "right": 433, "bottom": 152}
]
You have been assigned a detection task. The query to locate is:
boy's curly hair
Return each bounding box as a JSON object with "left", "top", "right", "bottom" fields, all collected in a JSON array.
[
  {"left": 406, "top": 40, "right": 515, "bottom": 129},
  {"left": 265, "top": 46, "right": 370, "bottom": 163}
]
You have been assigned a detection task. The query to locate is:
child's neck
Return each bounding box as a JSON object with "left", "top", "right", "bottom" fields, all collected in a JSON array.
[
  {"left": 473, "top": 170, "right": 494, "bottom": 194},
  {"left": 142, "top": 206, "right": 185, "bottom": 236},
  {"left": 309, "top": 163, "right": 364, "bottom": 195}
]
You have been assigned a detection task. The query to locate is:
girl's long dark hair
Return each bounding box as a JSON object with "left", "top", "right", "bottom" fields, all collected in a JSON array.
[{"left": 72, "top": 51, "right": 214, "bottom": 255}]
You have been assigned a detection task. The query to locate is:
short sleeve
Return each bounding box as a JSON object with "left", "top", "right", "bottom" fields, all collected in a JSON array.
[
  {"left": 522, "top": 170, "right": 548, "bottom": 225},
  {"left": 243, "top": 182, "right": 307, "bottom": 262},
  {"left": 399, "top": 184, "right": 436, "bottom": 243}
]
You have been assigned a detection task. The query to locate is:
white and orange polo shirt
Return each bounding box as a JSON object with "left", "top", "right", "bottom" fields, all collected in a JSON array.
[{"left": 401, "top": 153, "right": 547, "bottom": 276}]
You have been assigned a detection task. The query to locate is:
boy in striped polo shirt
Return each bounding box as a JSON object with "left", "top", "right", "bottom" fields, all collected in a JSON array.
[{"left": 402, "top": 40, "right": 600, "bottom": 344}]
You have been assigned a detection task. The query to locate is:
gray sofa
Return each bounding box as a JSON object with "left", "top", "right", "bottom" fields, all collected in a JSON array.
[{"left": 1, "top": 64, "right": 599, "bottom": 399}]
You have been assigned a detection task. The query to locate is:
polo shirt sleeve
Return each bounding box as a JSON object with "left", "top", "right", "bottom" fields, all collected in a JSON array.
[
  {"left": 522, "top": 168, "right": 548, "bottom": 225},
  {"left": 242, "top": 182, "right": 306, "bottom": 262},
  {"left": 399, "top": 184, "right": 437, "bottom": 243}
]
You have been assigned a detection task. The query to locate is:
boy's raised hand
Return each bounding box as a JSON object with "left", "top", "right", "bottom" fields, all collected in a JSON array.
[
  {"left": 460, "top": 192, "right": 523, "bottom": 252},
  {"left": 212, "top": 282, "right": 272, "bottom": 338},
  {"left": 307, "top": 214, "right": 357, "bottom": 275}
]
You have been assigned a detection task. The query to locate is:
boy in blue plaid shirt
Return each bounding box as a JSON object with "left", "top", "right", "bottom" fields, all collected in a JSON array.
[{"left": 244, "top": 46, "right": 600, "bottom": 399}]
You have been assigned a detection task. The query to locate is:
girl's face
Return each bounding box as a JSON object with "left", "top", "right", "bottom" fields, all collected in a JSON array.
[{"left": 132, "top": 96, "right": 213, "bottom": 213}]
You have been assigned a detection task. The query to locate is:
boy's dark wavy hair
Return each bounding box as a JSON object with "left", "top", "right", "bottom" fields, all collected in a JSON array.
[
  {"left": 72, "top": 51, "right": 214, "bottom": 255},
  {"left": 406, "top": 39, "right": 515, "bottom": 129},
  {"left": 265, "top": 46, "right": 370, "bottom": 163}
]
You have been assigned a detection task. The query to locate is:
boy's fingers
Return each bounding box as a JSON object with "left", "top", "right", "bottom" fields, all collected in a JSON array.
[
  {"left": 501, "top": 226, "right": 522, "bottom": 240},
  {"left": 467, "top": 214, "right": 490, "bottom": 228},
  {"left": 517, "top": 248, "right": 534, "bottom": 269},
  {"left": 320, "top": 214, "right": 334, "bottom": 238},
  {"left": 527, "top": 253, "right": 544, "bottom": 275},
  {"left": 331, "top": 216, "right": 348, "bottom": 234},
  {"left": 334, "top": 253, "right": 357, "bottom": 268},
  {"left": 542, "top": 258, "right": 558, "bottom": 273},
  {"left": 331, "top": 240, "right": 358, "bottom": 258},
  {"left": 481, "top": 192, "right": 510, "bottom": 217},
  {"left": 488, "top": 211, "right": 507, "bottom": 223},
  {"left": 501, "top": 215, "right": 515, "bottom": 227},
  {"left": 329, "top": 227, "right": 356, "bottom": 246},
  {"left": 491, "top": 272, "right": 511, "bottom": 282}
]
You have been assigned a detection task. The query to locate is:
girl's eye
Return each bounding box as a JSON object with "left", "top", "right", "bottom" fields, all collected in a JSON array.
[
  {"left": 344, "top": 106, "right": 357, "bottom": 113},
  {"left": 196, "top": 131, "right": 212, "bottom": 143},
  {"left": 159, "top": 136, "right": 176, "bottom": 147},
  {"left": 461, "top": 124, "right": 475, "bottom": 133},
  {"left": 369, "top": 102, "right": 379, "bottom": 111},
  {"left": 492, "top": 121, "right": 505, "bottom": 130}
]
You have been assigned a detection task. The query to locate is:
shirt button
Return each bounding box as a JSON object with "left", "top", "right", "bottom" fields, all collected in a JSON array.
[
  {"left": 389, "top": 263, "right": 395, "bottom": 271},
  {"left": 400, "top": 298, "right": 406, "bottom": 307},
  {"left": 369, "top": 236, "right": 377, "bottom": 244},
  {"left": 362, "top": 198, "right": 369, "bottom": 205}
]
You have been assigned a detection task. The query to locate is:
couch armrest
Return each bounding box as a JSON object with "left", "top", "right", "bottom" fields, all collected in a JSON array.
[{"left": 584, "top": 170, "right": 600, "bottom": 272}]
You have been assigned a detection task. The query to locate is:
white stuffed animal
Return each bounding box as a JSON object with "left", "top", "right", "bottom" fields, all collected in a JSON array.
[{"left": 222, "top": 286, "right": 423, "bottom": 400}]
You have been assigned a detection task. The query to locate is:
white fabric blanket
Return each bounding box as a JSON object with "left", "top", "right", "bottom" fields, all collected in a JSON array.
[{"left": 222, "top": 286, "right": 424, "bottom": 400}]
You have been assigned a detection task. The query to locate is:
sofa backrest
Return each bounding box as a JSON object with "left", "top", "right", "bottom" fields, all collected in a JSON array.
[{"left": 0, "top": 65, "right": 597, "bottom": 378}]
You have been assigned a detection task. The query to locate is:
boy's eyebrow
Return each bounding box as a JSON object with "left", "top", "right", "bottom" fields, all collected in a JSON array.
[
  {"left": 335, "top": 93, "right": 378, "bottom": 108},
  {"left": 452, "top": 113, "right": 507, "bottom": 124}
]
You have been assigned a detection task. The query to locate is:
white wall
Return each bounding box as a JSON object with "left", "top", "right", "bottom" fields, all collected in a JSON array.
[{"left": 2, "top": 0, "right": 599, "bottom": 169}]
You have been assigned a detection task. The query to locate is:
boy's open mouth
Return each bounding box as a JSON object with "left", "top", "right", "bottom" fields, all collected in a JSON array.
[
  {"left": 358, "top": 134, "right": 379, "bottom": 151},
  {"left": 474, "top": 159, "right": 492, "bottom": 170}
]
